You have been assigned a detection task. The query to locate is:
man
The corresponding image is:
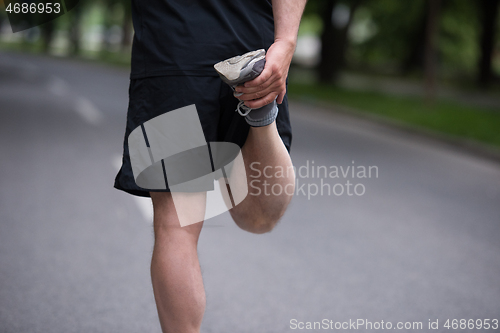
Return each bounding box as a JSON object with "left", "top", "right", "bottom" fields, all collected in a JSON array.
[{"left": 114, "top": 0, "right": 307, "bottom": 332}]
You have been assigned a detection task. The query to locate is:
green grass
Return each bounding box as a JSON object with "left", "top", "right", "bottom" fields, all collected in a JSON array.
[{"left": 288, "top": 82, "right": 500, "bottom": 148}]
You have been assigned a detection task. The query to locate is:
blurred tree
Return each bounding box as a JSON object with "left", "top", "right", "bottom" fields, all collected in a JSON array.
[
  {"left": 120, "top": 0, "right": 132, "bottom": 51},
  {"left": 439, "top": 0, "right": 479, "bottom": 75},
  {"left": 302, "top": 0, "right": 496, "bottom": 90},
  {"left": 477, "top": 0, "right": 500, "bottom": 88},
  {"left": 69, "top": 2, "right": 83, "bottom": 55},
  {"left": 349, "top": 0, "right": 482, "bottom": 80},
  {"left": 317, "top": 0, "right": 363, "bottom": 83},
  {"left": 101, "top": 0, "right": 116, "bottom": 52},
  {"left": 349, "top": 0, "right": 426, "bottom": 73},
  {"left": 401, "top": 3, "right": 428, "bottom": 74},
  {"left": 0, "top": 4, "right": 5, "bottom": 30},
  {"left": 318, "top": 0, "right": 337, "bottom": 83},
  {"left": 100, "top": 0, "right": 132, "bottom": 52},
  {"left": 40, "top": 21, "right": 55, "bottom": 53},
  {"left": 424, "top": 0, "right": 441, "bottom": 103},
  {"left": 65, "top": 0, "right": 80, "bottom": 13}
]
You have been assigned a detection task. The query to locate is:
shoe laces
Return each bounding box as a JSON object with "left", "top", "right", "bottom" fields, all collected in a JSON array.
[{"left": 236, "top": 101, "right": 252, "bottom": 117}]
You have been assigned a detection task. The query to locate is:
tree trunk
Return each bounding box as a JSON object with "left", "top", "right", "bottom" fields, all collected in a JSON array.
[
  {"left": 101, "top": 0, "right": 115, "bottom": 52},
  {"left": 69, "top": 4, "right": 83, "bottom": 55},
  {"left": 317, "top": 0, "right": 362, "bottom": 84},
  {"left": 40, "top": 21, "right": 55, "bottom": 54},
  {"left": 121, "top": 2, "right": 133, "bottom": 52},
  {"left": 424, "top": 0, "right": 441, "bottom": 104},
  {"left": 478, "top": 0, "right": 500, "bottom": 88},
  {"left": 401, "top": 3, "right": 428, "bottom": 74},
  {"left": 318, "top": 0, "right": 338, "bottom": 83}
]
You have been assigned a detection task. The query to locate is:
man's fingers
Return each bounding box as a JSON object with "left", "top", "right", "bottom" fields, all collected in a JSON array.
[
  {"left": 235, "top": 79, "right": 274, "bottom": 95},
  {"left": 277, "top": 90, "right": 285, "bottom": 104},
  {"left": 235, "top": 73, "right": 283, "bottom": 96},
  {"left": 243, "top": 66, "right": 273, "bottom": 88},
  {"left": 244, "top": 92, "right": 277, "bottom": 109},
  {"left": 232, "top": 58, "right": 287, "bottom": 107},
  {"left": 235, "top": 79, "right": 281, "bottom": 100},
  {"left": 235, "top": 86, "right": 273, "bottom": 101}
]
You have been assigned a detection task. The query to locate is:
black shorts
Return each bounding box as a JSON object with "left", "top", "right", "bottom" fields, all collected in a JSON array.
[{"left": 114, "top": 75, "right": 292, "bottom": 197}]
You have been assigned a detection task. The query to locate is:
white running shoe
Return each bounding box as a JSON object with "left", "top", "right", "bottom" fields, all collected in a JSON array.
[{"left": 214, "top": 49, "right": 278, "bottom": 127}]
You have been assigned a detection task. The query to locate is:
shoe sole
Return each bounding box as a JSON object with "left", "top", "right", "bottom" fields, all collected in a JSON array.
[{"left": 214, "top": 49, "right": 266, "bottom": 86}]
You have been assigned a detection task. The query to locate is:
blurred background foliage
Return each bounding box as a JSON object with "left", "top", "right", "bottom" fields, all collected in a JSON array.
[
  {"left": 296, "top": 0, "right": 499, "bottom": 87},
  {"left": 1, "top": 0, "right": 499, "bottom": 146}
]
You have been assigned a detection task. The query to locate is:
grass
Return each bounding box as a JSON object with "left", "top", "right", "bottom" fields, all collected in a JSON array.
[{"left": 288, "top": 82, "right": 500, "bottom": 148}]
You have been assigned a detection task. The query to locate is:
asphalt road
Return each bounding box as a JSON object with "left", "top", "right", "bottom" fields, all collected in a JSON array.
[{"left": 1, "top": 51, "right": 499, "bottom": 333}]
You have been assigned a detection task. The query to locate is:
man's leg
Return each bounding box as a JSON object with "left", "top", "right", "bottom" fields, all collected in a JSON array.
[
  {"left": 149, "top": 119, "right": 292, "bottom": 332},
  {"left": 150, "top": 192, "right": 205, "bottom": 333},
  {"left": 229, "top": 120, "right": 295, "bottom": 234}
]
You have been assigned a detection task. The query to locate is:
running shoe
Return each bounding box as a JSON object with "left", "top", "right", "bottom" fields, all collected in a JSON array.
[{"left": 214, "top": 49, "right": 278, "bottom": 127}]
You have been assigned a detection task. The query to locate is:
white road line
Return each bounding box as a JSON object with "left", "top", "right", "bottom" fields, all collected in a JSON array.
[
  {"left": 47, "top": 76, "right": 69, "bottom": 97},
  {"left": 112, "top": 154, "right": 153, "bottom": 223},
  {"left": 75, "top": 97, "right": 104, "bottom": 126},
  {"left": 45, "top": 75, "right": 104, "bottom": 126}
]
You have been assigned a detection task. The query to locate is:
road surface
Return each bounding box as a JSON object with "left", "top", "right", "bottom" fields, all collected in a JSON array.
[{"left": 1, "top": 51, "right": 499, "bottom": 332}]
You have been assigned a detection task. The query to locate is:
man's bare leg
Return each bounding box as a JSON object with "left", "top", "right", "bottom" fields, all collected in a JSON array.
[
  {"left": 150, "top": 192, "right": 205, "bottom": 333},
  {"left": 229, "top": 120, "right": 295, "bottom": 234},
  {"left": 149, "top": 121, "right": 293, "bottom": 331}
]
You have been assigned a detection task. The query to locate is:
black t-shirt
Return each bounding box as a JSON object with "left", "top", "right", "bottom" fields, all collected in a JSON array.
[{"left": 130, "top": 0, "right": 275, "bottom": 79}]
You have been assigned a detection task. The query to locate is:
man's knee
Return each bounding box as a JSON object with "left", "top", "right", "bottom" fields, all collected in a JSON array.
[
  {"left": 231, "top": 203, "right": 287, "bottom": 234},
  {"left": 150, "top": 192, "right": 203, "bottom": 240}
]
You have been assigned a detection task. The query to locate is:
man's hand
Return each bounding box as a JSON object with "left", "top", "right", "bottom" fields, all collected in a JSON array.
[
  {"left": 234, "top": 39, "right": 295, "bottom": 109},
  {"left": 234, "top": 0, "right": 306, "bottom": 109}
]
